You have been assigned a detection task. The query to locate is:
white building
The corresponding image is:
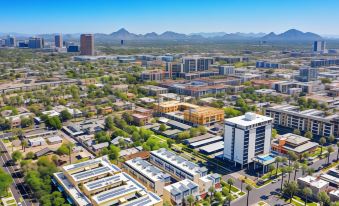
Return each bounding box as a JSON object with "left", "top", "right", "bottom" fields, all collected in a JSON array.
[
  {"left": 163, "top": 179, "right": 199, "bottom": 206},
  {"left": 223, "top": 112, "right": 273, "bottom": 168},
  {"left": 150, "top": 148, "right": 208, "bottom": 183}
]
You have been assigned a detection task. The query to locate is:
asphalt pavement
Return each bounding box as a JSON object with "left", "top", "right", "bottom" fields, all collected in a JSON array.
[
  {"left": 0, "top": 140, "right": 37, "bottom": 206},
  {"left": 223, "top": 147, "right": 338, "bottom": 206}
]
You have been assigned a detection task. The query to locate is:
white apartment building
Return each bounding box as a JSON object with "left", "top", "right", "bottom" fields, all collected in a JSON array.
[
  {"left": 123, "top": 157, "right": 171, "bottom": 196},
  {"left": 223, "top": 112, "right": 273, "bottom": 168},
  {"left": 150, "top": 148, "right": 208, "bottom": 183},
  {"left": 163, "top": 179, "right": 199, "bottom": 206}
]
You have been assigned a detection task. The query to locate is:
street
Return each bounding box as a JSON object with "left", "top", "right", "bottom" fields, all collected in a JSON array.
[
  {"left": 224, "top": 147, "right": 338, "bottom": 206},
  {"left": 0, "top": 140, "right": 37, "bottom": 206}
]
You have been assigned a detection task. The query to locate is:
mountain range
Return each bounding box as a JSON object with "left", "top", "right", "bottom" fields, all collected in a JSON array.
[{"left": 0, "top": 28, "right": 326, "bottom": 41}]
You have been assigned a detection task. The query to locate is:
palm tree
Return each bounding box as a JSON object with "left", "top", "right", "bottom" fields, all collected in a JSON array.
[
  {"left": 208, "top": 186, "right": 216, "bottom": 200},
  {"left": 66, "top": 142, "right": 74, "bottom": 164},
  {"left": 187, "top": 194, "right": 194, "bottom": 206},
  {"left": 245, "top": 185, "right": 252, "bottom": 206},
  {"left": 318, "top": 191, "right": 330, "bottom": 206},
  {"left": 281, "top": 157, "right": 288, "bottom": 166},
  {"left": 225, "top": 194, "right": 232, "bottom": 206},
  {"left": 240, "top": 178, "right": 245, "bottom": 192},
  {"left": 283, "top": 181, "right": 298, "bottom": 203},
  {"left": 275, "top": 156, "right": 282, "bottom": 177},
  {"left": 21, "top": 140, "right": 28, "bottom": 152},
  {"left": 302, "top": 187, "right": 312, "bottom": 206},
  {"left": 280, "top": 167, "right": 286, "bottom": 191},
  {"left": 286, "top": 166, "right": 293, "bottom": 183},
  {"left": 327, "top": 146, "right": 334, "bottom": 164},
  {"left": 319, "top": 137, "right": 327, "bottom": 157},
  {"left": 293, "top": 162, "right": 300, "bottom": 181},
  {"left": 287, "top": 151, "right": 297, "bottom": 166},
  {"left": 337, "top": 142, "right": 339, "bottom": 162},
  {"left": 268, "top": 164, "right": 275, "bottom": 179},
  {"left": 301, "top": 164, "right": 308, "bottom": 176},
  {"left": 227, "top": 178, "right": 235, "bottom": 193}
]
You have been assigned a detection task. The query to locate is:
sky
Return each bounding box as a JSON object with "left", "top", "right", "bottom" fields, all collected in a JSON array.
[{"left": 2, "top": 0, "right": 339, "bottom": 35}]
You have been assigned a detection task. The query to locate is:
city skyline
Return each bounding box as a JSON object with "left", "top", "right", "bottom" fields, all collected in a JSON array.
[{"left": 2, "top": 0, "right": 339, "bottom": 35}]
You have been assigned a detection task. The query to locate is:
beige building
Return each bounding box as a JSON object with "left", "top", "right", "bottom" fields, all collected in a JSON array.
[
  {"left": 53, "top": 156, "right": 162, "bottom": 206},
  {"left": 123, "top": 157, "right": 171, "bottom": 196},
  {"left": 297, "top": 176, "right": 329, "bottom": 199}
]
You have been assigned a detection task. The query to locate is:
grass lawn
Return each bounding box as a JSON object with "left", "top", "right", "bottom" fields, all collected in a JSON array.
[
  {"left": 238, "top": 191, "right": 245, "bottom": 196},
  {"left": 322, "top": 161, "right": 339, "bottom": 172},
  {"left": 6, "top": 199, "right": 16, "bottom": 204},
  {"left": 286, "top": 196, "right": 317, "bottom": 206},
  {"left": 2, "top": 139, "right": 10, "bottom": 143},
  {"left": 258, "top": 202, "right": 266, "bottom": 206},
  {"left": 262, "top": 168, "right": 282, "bottom": 180}
]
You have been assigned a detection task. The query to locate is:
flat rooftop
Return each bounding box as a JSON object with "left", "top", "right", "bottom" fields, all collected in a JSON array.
[
  {"left": 124, "top": 157, "right": 171, "bottom": 183},
  {"left": 151, "top": 148, "right": 207, "bottom": 176},
  {"left": 225, "top": 112, "right": 272, "bottom": 127}
]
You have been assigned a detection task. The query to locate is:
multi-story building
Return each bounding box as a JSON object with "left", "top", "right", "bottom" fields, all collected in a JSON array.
[
  {"left": 183, "top": 107, "right": 224, "bottom": 126},
  {"left": 28, "top": 37, "right": 44, "bottom": 49},
  {"left": 165, "top": 62, "right": 183, "bottom": 78},
  {"left": 5, "top": 35, "right": 16, "bottom": 47},
  {"left": 163, "top": 179, "right": 200, "bottom": 206},
  {"left": 150, "top": 148, "right": 208, "bottom": 183},
  {"left": 256, "top": 61, "right": 281, "bottom": 69},
  {"left": 311, "top": 59, "right": 339, "bottom": 67},
  {"left": 218, "top": 65, "right": 235, "bottom": 75},
  {"left": 271, "top": 80, "right": 323, "bottom": 94},
  {"left": 140, "top": 85, "right": 168, "bottom": 96},
  {"left": 223, "top": 112, "right": 273, "bottom": 168},
  {"left": 198, "top": 174, "right": 222, "bottom": 198},
  {"left": 53, "top": 156, "right": 162, "bottom": 206},
  {"left": 154, "top": 100, "right": 224, "bottom": 126},
  {"left": 123, "top": 157, "right": 171, "bottom": 196},
  {"left": 182, "top": 57, "right": 213, "bottom": 73},
  {"left": 214, "top": 56, "right": 249, "bottom": 64},
  {"left": 265, "top": 104, "right": 339, "bottom": 138},
  {"left": 298, "top": 176, "right": 329, "bottom": 199},
  {"left": 140, "top": 70, "right": 170, "bottom": 81},
  {"left": 313, "top": 40, "right": 326, "bottom": 52},
  {"left": 271, "top": 133, "right": 319, "bottom": 158},
  {"left": 55, "top": 34, "right": 63, "bottom": 48},
  {"left": 80, "top": 34, "right": 94, "bottom": 56},
  {"left": 298, "top": 66, "right": 318, "bottom": 82}
]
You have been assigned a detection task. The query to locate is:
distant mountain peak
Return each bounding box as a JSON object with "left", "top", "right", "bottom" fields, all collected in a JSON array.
[{"left": 261, "top": 29, "right": 322, "bottom": 41}]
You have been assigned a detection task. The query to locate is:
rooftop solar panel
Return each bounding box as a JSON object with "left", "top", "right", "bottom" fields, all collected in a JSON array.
[
  {"left": 73, "top": 166, "right": 110, "bottom": 180},
  {"left": 96, "top": 185, "right": 137, "bottom": 202}
]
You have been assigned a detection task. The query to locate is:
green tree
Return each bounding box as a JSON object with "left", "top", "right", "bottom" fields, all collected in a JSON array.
[
  {"left": 11, "top": 150, "right": 23, "bottom": 164},
  {"left": 319, "top": 137, "right": 327, "bottom": 157},
  {"left": 272, "top": 128, "right": 278, "bottom": 138},
  {"left": 283, "top": 181, "right": 298, "bottom": 203},
  {"left": 305, "top": 131, "right": 313, "bottom": 139},
  {"left": 318, "top": 191, "right": 330, "bottom": 206},
  {"left": 275, "top": 156, "right": 282, "bottom": 177},
  {"left": 0, "top": 168, "right": 12, "bottom": 197},
  {"left": 327, "top": 146, "right": 334, "bottom": 164},
  {"left": 187, "top": 194, "right": 194, "bottom": 206},
  {"left": 227, "top": 178, "right": 235, "bottom": 193},
  {"left": 302, "top": 187, "right": 312, "bottom": 206},
  {"left": 245, "top": 185, "right": 252, "bottom": 206},
  {"left": 293, "top": 129, "right": 301, "bottom": 135},
  {"left": 268, "top": 164, "right": 275, "bottom": 179},
  {"left": 25, "top": 151, "right": 35, "bottom": 160},
  {"left": 46, "top": 116, "right": 62, "bottom": 130},
  {"left": 60, "top": 110, "right": 72, "bottom": 122},
  {"left": 21, "top": 140, "right": 28, "bottom": 152},
  {"left": 293, "top": 162, "right": 300, "bottom": 181},
  {"left": 159, "top": 124, "right": 167, "bottom": 132}
]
